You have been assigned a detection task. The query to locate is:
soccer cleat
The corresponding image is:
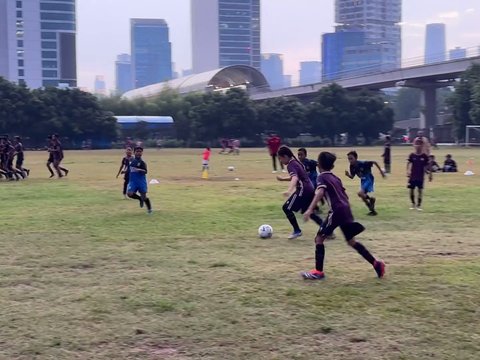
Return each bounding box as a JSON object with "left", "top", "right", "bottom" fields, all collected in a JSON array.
[
  {"left": 49, "top": 174, "right": 55, "bottom": 178},
  {"left": 147, "top": 209, "right": 153, "bottom": 214},
  {"left": 64, "top": 169, "right": 69, "bottom": 176},
  {"left": 367, "top": 210, "right": 378, "bottom": 216},
  {"left": 416, "top": 207, "right": 423, "bottom": 211},
  {"left": 272, "top": 170, "right": 278, "bottom": 173},
  {"left": 287, "top": 231, "right": 302, "bottom": 240},
  {"left": 409, "top": 204, "right": 415, "bottom": 210},
  {"left": 373, "top": 260, "right": 386, "bottom": 278},
  {"left": 301, "top": 269, "right": 325, "bottom": 280}
]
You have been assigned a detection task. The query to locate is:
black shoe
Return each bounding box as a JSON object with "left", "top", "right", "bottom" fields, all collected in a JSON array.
[
  {"left": 64, "top": 169, "right": 69, "bottom": 176},
  {"left": 367, "top": 211, "right": 378, "bottom": 216},
  {"left": 49, "top": 174, "right": 54, "bottom": 178}
]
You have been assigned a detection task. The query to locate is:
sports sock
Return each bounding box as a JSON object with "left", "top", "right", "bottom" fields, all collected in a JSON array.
[
  {"left": 315, "top": 244, "right": 325, "bottom": 272},
  {"left": 410, "top": 189, "right": 415, "bottom": 205},
  {"left": 286, "top": 211, "right": 301, "bottom": 233},
  {"left": 417, "top": 193, "right": 422, "bottom": 207},
  {"left": 352, "top": 241, "right": 376, "bottom": 265},
  {"left": 145, "top": 198, "right": 152, "bottom": 210},
  {"left": 309, "top": 213, "right": 323, "bottom": 226}
]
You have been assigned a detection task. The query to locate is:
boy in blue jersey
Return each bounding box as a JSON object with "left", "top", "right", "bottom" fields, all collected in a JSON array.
[
  {"left": 345, "top": 151, "right": 385, "bottom": 216},
  {"left": 127, "top": 147, "right": 152, "bottom": 213},
  {"left": 297, "top": 148, "right": 318, "bottom": 188}
]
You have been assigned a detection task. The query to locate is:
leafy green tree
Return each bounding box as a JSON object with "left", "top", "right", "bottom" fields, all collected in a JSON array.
[
  {"left": 393, "top": 88, "right": 421, "bottom": 121},
  {"left": 256, "top": 97, "right": 306, "bottom": 138}
]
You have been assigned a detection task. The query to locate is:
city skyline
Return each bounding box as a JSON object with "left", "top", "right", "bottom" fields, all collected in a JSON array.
[{"left": 68, "top": 1, "right": 480, "bottom": 90}]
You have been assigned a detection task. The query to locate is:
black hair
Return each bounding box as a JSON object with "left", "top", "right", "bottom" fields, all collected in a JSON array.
[
  {"left": 206, "top": 147, "right": 211, "bottom": 150},
  {"left": 318, "top": 152, "right": 336, "bottom": 171},
  {"left": 134, "top": 146, "right": 143, "bottom": 152},
  {"left": 277, "top": 145, "right": 294, "bottom": 158},
  {"left": 385, "top": 135, "right": 391, "bottom": 140},
  {"left": 347, "top": 150, "right": 358, "bottom": 159},
  {"left": 446, "top": 154, "right": 452, "bottom": 158},
  {"left": 298, "top": 147, "right": 307, "bottom": 155}
]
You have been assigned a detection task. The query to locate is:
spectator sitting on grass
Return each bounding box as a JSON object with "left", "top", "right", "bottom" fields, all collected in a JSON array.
[{"left": 443, "top": 154, "right": 457, "bottom": 173}]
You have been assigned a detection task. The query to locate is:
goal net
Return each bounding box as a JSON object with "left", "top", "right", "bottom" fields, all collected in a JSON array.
[{"left": 465, "top": 125, "right": 480, "bottom": 146}]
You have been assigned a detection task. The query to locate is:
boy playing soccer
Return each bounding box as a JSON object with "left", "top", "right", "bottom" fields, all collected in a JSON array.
[
  {"left": 202, "top": 147, "right": 211, "bottom": 171},
  {"left": 116, "top": 147, "right": 134, "bottom": 199},
  {"left": 407, "top": 143, "right": 432, "bottom": 211},
  {"left": 302, "top": 152, "right": 385, "bottom": 280},
  {"left": 297, "top": 148, "right": 318, "bottom": 188},
  {"left": 345, "top": 151, "right": 385, "bottom": 216},
  {"left": 127, "top": 146, "right": 153, "bottom": 214}
]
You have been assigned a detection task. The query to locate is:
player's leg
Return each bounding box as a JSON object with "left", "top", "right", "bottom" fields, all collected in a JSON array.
[
  {"left": 343, "top": 223, "right": 385, "bottom": 278},
  {"left": 358, "top": 189, "right": 372, "bottom": 211},
  {"left": 409, "top": 187, "right": 416, "bottom": 209},
  {"left": 140, "top": 191, "right": 152, "bottom": 213},
  {"left": 282, "top": 194, "right": 302, "bottom": 238},
  {"left": 57, "top": 158, "right": 69, "bottom": 176},
  {"left": 416, "top": 187, "right": 424, "bottom": 211},
  {"left": 271, "top": 154, "right": 277, "bottom": 172},
  {"left": 123, "top": 173, "right": 129, "bottom": 198}
]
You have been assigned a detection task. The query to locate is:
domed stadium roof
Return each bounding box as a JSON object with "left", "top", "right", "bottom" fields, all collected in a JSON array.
[{"left": 122, "top": 65, "right": 271, "bottom": 100}]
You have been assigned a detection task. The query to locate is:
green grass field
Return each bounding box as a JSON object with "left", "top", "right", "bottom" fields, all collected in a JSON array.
[{"left": 1, "top": 147, "right": 479, "bottom": 359}]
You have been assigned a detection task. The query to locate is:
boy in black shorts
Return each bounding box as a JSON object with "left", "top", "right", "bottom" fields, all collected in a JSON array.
[
  {"left": 407, "top": 142, "right": 432, "bottom": 211},
  {"left": 302, "top": 151, "right": 385, "bottom": 280}
]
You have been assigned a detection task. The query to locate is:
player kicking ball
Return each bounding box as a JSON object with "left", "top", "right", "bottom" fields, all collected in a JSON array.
[
  {"left": 407, "top": 142, "right": 432, "bottom": 211},
  {"left": 127, "top": 146, "right": 153, "bottom": 214},
  {"left": 301, "top": 152, "right": 385, "bottom": 280}
]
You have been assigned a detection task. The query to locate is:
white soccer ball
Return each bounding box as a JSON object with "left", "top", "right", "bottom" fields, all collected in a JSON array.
[
  {"left": 258, "top": 224, "right": 273, "bottom": 239},
  {"left": 228, "top": 166, "right": 235, "bottom": 171}
]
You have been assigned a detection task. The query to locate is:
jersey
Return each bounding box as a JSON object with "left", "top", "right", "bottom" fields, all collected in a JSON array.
[
  {"left": 301, "top": 158, "right": 318, "bottom": 187},
  {"left": 122, "top": 155, "right": 133, "bottom": 175},
  {"left": 350, "top": 161, "right": 374, "bottom": 181},
  {"left": 203, "top": 149, "right": 211, "bottom": 161},
  {"left": 408, "top": 153, "right": 429, "bottom": 181},
  {"left": 287, "top": 159, "right": 314, "bottom": 196}
]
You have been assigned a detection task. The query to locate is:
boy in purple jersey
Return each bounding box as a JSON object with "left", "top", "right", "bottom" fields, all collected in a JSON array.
[
  {"left": 407, "top": 143, "right": 432, "bottom": 211},
  {"left": 277, "top": 146, "right": 323, "bottom": 239},
  {"left": 301, "top": 152, "right": 385, "bottom": 280}
]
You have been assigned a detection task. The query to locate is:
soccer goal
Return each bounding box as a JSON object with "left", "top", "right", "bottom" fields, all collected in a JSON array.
[{"left": 465, "top": 125, "right": 480, "bottom": 147}]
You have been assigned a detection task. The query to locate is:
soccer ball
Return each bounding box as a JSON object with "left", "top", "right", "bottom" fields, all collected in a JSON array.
[
  {"left": 228, "top": 166, "right": 235, "bottom": 171},
  {"left": 258, "top": 224, "right": 273, "bottom": 239}
]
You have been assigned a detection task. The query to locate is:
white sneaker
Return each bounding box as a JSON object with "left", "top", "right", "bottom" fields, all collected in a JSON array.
[
  {"left": 282, "top": 169, "right": 287, "bottom": 173},
  {"left": 416, "top": 207, "right": 423, "bottom": 211},
  {"left": 272, "top": 170, "right": 278, "bottom": 173},
  {"left": 287, "top": 231, "right": 302, "bottom": 240},
  {"left": 409, "top": 205, "right": 415, "bottom": 210}
]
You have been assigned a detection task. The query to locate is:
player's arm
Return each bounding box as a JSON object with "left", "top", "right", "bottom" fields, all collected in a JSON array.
[
  {"left": 372, "top": 161, "right": 386, "bottom": 178},
  {"left": 406, "top": 159, "right": 412, "bottom": 178},
  {"left": 303, "top": 187, "right": 326, "bottom": 222},
  {"left": 116, "top": 159, "right": 125, "bottom": 178},
  {"left": 276, "top": 175, "right": 291, "bottom": 181},
  {"left": 425, "top": 158, "right": 433, "bottom": 181},
  {"left": 283, "top": 175, "right": 298, "bottom": 196},
  {"left": 344, "top": 170, "right": 354, "bottom": 179}
]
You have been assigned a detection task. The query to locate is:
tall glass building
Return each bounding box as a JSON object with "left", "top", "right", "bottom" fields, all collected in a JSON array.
[
  {"left": 0, "top": 0, "right": 77, "bottom": 88},
  {"left": 322, "top": 0, "right": 402, "bottom": 80},
  {"left": 299, "top": 61, "right": 322, "bottom": 86},
  {"left": 261, "top": 53, "right": 283, "bottom": 90},
  {"left": 115, "top": 53, "right": 133, "bottom": 95},
  {"left": 131, "top": 19, "right": 172, "bottom": 89},
  {"left": 425, "top": 23, "right": 446, "bottom": 64},
  {"left": 191, "top": 0, "right": 260, "bottom": 73}
]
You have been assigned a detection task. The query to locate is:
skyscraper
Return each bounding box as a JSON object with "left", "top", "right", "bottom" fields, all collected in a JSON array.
[
  {"left": 425, "top": 23, "right": 446, "bottom": 64},
  {"left": 299, "top": 61, "right": 322, "bottom": 86},
  {"left": 261, "top": 53, "right": 283, "bottom": 90},
  {"left": 115, "top": 54, "right": 133, "bottom": 95},
  {"left": 191, "top": 0, "right": 260, "bottom": 73},
  {"left": 131, "top": 19, "right": 172, "bottom": 89},
  {"left": 449, "top": 47, "right": 466, "bottom": 61},
  {"left": 0, "top": 0, "right": 77, "bottom": 88},
  {"left": 322, "top": 0, "right": 401, "bottom": 80},
  {"left": 94, "top": 75, "right": 107, "bottom": 96}
]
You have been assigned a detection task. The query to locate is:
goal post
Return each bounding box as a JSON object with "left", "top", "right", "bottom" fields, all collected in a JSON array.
[{"left": 465, "top": 125, "right": 480, "bottom": 147}]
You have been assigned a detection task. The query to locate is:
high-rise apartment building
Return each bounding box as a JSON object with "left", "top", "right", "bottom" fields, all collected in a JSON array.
[
  {"left": 261, "top": 53, "right": 283, "bottom": 90},
  {"left": 94, "top": 75, "right": 107, "bottom": 96},
  {"left": 449, "top": 47, "right": 467, "bottom": 61},
  {"left": 0, "top": 0, "right": 77, "bottom": 88},
  {"left": 425, "top": 23, "right": 446, "bottom": 64},
  {"left": 299, "top": 61, "right": 322, "bottom": 86},
  {"left": 323, "top": 0, "right": 401, "bottom": 81},
  {"left": 131, "top": 19, "right": 172, "bottom": 89},
  {"left": 115, "top": 53, "right": 133, "bottom": 95},
  {"left": 191, "top": 0, "right": 260, "bottom": 73}
]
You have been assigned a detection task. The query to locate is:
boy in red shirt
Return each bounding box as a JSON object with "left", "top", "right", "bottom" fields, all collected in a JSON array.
[{"left": 202, "top": 147, "right": 211, "bottom": 171}]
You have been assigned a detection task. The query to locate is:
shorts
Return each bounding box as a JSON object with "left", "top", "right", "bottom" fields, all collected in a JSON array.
[
  {"left": 360, "top": 178, "right": 374, "bottom": 193},
  {"left": 202, "top": 160, "right": 209, "bottom": 166},
  {"left": 127, "top": 180, "right": 147, "bottom": 194},
  {"left": 284, "top": 191, "right": 314, "bottom": 213},
  {"left": 408, "top": 179, "right": 424, "bottom": 189},
  {"left": 318, "top": 209, "right": 365, "bottom": 241},
  {"left": 47, "top": 153, "right": 54, "bottom": 163}
]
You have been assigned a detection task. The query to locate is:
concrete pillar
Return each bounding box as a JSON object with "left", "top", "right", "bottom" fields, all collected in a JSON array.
[{"left": 419, "top": 87, "right": 437, "bottom": 129}]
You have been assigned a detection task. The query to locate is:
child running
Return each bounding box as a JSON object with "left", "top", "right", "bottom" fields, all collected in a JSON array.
[
  {"left": 297, "top": 148, "right": 318, "bottom": 188},
  {"left": 407, "top": 142, "right": 432, "bottom": 211},
  {"left": 116, "top": 147, "right": 134, "bottom": 199},
  {"left": 345, "top": 150, "right": 385, "bottom": 216},
  {"left": 302, "top": 151, "right": 386, "bottom": 280},
  {"left": 277, "top": 146, "right": 323, "bottom": 239},
  {"left": 127, "top": 146, "right": 153, "bottom": 214}
]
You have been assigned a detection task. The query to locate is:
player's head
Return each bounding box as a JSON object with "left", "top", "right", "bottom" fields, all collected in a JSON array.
[
  {"left": 385, "top": 135, "right": 391, "bottom": 141},
  {"left": 206, "top": 147, "right": 210, "bottom": 151},
  {"left": 14, "top": 136, "right": 21, "bottom": 142},
  {"left": 277, "top": 145, "right": 294, "bottom": 165},
  {"left": 417, "top": 130, "right": 424, "bottom": 137},
  {"left": 318, "top": 152, "right": 336, "bottom": 172},
  {"left": 134, "top": 146, "right": 143, "bottom": 157},
  {"left": 347, "top": 150, "right": 358, "bottom": 165},
  {"left": 297, "top": 148, "right": 307, "bottom": 162},
  {"left": 125, "top": 147, "right": 133, "bottom": 156},
  {"left": 446, "top": 154, "right": 452, "bottom": 159}
]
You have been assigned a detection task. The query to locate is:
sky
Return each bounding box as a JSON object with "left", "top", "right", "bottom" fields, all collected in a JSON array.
[{"left": 77, "top": 0, "right": 480, "bottom": 91}]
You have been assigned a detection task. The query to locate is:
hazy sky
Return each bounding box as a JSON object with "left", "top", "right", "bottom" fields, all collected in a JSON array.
[{"left": 77, "top": 0, "right": 480, "bottom": 91}]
